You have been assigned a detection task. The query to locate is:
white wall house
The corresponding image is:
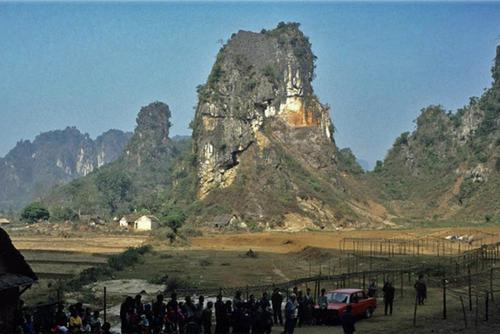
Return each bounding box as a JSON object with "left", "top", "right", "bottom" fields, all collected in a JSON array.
[
  {"left": 134, "top": 215, "right": 158, "bottom": 231},
  {"left": 119, "top": 217, "right": 129, "bottom": 228},
  {"left": 119, "top": 214, "right": 158, "bottom": 231}
]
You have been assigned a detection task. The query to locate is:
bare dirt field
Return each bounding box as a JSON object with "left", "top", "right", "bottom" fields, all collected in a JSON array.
[
  {"left": 12, "top": 234, "right": 147, "bottom": 254},
  {"left": 190, "top": 227, "right": 500, "bottom": 253},
  {"left": 12, "top": 226, "right": 500, "bottom": 333}
]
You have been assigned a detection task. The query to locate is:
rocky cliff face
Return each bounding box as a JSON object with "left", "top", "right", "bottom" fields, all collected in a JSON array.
[
  {"left": 123, "top": 101, "right": 172, "bottom": 167},
  {"left": 372, "top": 45, "right": 500, "bottom": 221},
  {"left": 193, "top": 23, "right": 335, "bottom": 198},
  {"left": 192, "top": 23, "right": 386, "bottom": 228},
  {"left": 0, "top": 127, "right": 131, "bottom": 210}
]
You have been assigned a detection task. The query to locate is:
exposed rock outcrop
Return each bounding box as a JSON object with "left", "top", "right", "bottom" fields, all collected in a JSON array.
[
  {"left": 0, "top": 127, "right": 131, "bottom": 210},
  {"left": 193, "top": 23, "right": 335, "bottom": 199},
  {"left": 192, "top": 23, "right": 386, "bottom": 228}
]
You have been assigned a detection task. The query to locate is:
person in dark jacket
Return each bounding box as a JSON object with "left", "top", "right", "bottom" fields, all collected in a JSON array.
[
  {"left": 214, "top": 294, "right": 226, "bottom": 334},
  {"left": 414, "top": 275, "right": 427, "bottom": 305},
  {"left": 341, "top": 305, "right": 356, "bottom": 334},
  {"left": 382, "top": 281, "right": 395, "bottom": 315},
  {"left": 271, "top": 288, "right": 283, "bottom": 325},
  {"left": 367, "top": 279, "right": 377, "bottom": 298},
  {"left": 202, "top": 301, "right": 213, "bottom": 334}
]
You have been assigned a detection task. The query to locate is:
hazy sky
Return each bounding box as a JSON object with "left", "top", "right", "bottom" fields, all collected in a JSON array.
[{"left": 1, "top": 2, "right": 499, "bottom": 168}]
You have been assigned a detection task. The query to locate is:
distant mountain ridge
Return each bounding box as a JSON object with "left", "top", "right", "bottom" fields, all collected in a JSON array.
[
  {"left": 44, "top": 102, "right": 194, "bottom": 216},
  {"left": 0, "top": 127, "right": 132, "bottom": 210}
]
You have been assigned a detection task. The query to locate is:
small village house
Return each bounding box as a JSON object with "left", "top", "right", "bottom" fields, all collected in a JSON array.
[
  {"left": 119, "top": 214, "right": 159, "bottom": 231},
  {"left": 0, "top": 228, "right": 37, "bottom": 333},
  {"left": 0, "top": 218, "right": 10, "bottom": 225}
]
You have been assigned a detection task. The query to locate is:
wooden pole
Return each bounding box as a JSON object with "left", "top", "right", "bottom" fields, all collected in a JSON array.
[
  {"left": 485, "top": 291, "right": 489, "bottom": 322},
  {"left": 103, "top": 286, "right": 107, "bottom": 324},
  {"left": 442, "top": 278, "right": 447, "bottom": 319},
  {"left": 413, "top": 294, "right": 418, "bottom": 327},
  {"left": 474, "top": 292, "right": 479, "bottom": 328},
  {"left": 490, "top": 268, "right": 494, "bottom": 301},
  {"left": 401, "top": 271, "right": 404, "bottom": 297},
  {"left": 468, "top": 266, "right": 472, "bottom": 311},
  {"left": 459, "top": 295, "right": 468, "bottom": 328}
]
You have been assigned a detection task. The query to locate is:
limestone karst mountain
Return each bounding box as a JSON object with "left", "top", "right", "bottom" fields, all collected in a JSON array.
[
  {"left": 0, "top": 127, "right": 131, "bottom": 210},
  {"left": 371, "top": 46, "right": 500, "bottom": 222},
  {"left": 191, "top": 22, "right": 388, "bottom": 229},
  {"left": 45, "top": 102, "right": 194, "bottom": 216},
  {"left": 37, "top": 24, "right": 499, "bottom": 228}
]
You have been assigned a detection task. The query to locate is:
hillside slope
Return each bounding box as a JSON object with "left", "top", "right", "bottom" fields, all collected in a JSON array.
[{"left": 371, "top": 46, "right": 500, "bottom": 222}]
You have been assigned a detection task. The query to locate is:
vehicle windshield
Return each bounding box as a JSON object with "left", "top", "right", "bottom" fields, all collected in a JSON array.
[{"left": 327, "top": 292, "right": 349, "bottom": 303}]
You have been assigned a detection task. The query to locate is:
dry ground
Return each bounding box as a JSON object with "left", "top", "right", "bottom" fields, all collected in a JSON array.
[
  {"left": 12, "top": 227, "right": 500, "bottom": 333},
  {"left": 189, "top": 227, "right": 500, "bottom": 254}
]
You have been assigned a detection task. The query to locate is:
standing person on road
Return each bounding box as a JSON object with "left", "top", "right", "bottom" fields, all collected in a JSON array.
[
  {"left": 382, "top": 281, "right": 395, "bottom": 315},
  {"left": 271, "top": 288, "right": 283, "bottom": 326},
  {"left": 284, "top": 294, "right": 298, "bottom": 334},
  {"left": 341, "top": 305, "right": 356, "bottom": 334}
]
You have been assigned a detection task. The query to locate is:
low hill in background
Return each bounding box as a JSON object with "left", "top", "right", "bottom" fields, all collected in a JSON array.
[{"left": 370, "top": 46, "right": 500, "bottom": 224}]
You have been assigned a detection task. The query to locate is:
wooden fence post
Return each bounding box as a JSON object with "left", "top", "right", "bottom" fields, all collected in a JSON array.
[
  {"left": 400, "top": 271, "right": 404, "bottom": 297},
  {"left": 485, "top": 291, "right": 489, "bottom": 322},
  {"left": 413, "top": 294, "right": 418, "bottom": 327},
  {"left": 459, "top": 295, "right": 467, "bottom": 328},
  {"left": 103, "top": 286, "right": 107, "bottom": 324},
  {"left": 442, "top": 278, "right": 447, "bottom": 320},
  {"left": 468, "top": 266, "right": 472, "bottom": 311},
  {"left": 490, "top": 267, "right": 494, "bottom": 301},
  {"left": 474, "top": 292, "right": 479, "bottom": 328}
]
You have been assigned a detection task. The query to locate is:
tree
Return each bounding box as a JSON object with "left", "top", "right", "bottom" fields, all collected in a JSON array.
[
  {"left": 161, "top": 207, "right": 186, "bottom": 234},
  {"left": 52, "top": 207, "right": 78, "bottom": 222},
  {"left": 21, "top": 202, "right": 50, "bottom": 223},
  {"left": 96, "top": 169, "right": 132, "bottom": 213},
  {"left": 374, "top": 160, "right": 384, "bottom": 173}
]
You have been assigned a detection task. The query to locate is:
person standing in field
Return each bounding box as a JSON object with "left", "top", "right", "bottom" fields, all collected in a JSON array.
[
  {"left": 202, "top": 301, "right": 213, "bottom": 334},
  {"left": 382, "top": 281, "right": 395, "bottom": 315},
  {"left": 284, "top": 294, "right": 298, "bottom": 334},
  {"left": 271, "top": 288, "right": 283, "bottom": 326},
  {"left": 414, "top": 275, "right": 427, "bottom": 305},
  {"left": 367, "top": 279, "right": 377, "bottom": 298},
  {"left": 341, "top": 305, "right": 356, "bottom": 334},
  {"left": 317, "top": 288, "right": 328, "bottom": 325}
]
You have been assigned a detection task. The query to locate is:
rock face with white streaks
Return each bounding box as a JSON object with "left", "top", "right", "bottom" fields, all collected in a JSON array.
[
  {"left": 0, "top": 127, "right": 131, "bottom": 209},
  {"left": 193, "top": 23, "right": 335, "bottom": 199},
  {"left": 191, "top": 23, "right": 384, "bottom": 228}
]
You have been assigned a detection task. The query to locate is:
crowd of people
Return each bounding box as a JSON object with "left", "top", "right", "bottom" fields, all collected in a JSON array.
[
  {"left": 118, "top": 287, "right": 315, "bottom": 334},
  {"left": 16, "top": 302, "right": 111, "bottom": 334},
  {"left": 15, "top": 276, "right": 428, "bottom": 334}
]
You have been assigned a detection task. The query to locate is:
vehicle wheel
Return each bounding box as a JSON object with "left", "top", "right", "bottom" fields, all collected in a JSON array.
[{"left": 365, "top": 308, "right": 374, "bottom": 318}]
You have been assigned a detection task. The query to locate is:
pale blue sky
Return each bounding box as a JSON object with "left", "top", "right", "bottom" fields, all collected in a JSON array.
[{"left": 1, "top": 1, "right": 499, "bottom": 169}]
